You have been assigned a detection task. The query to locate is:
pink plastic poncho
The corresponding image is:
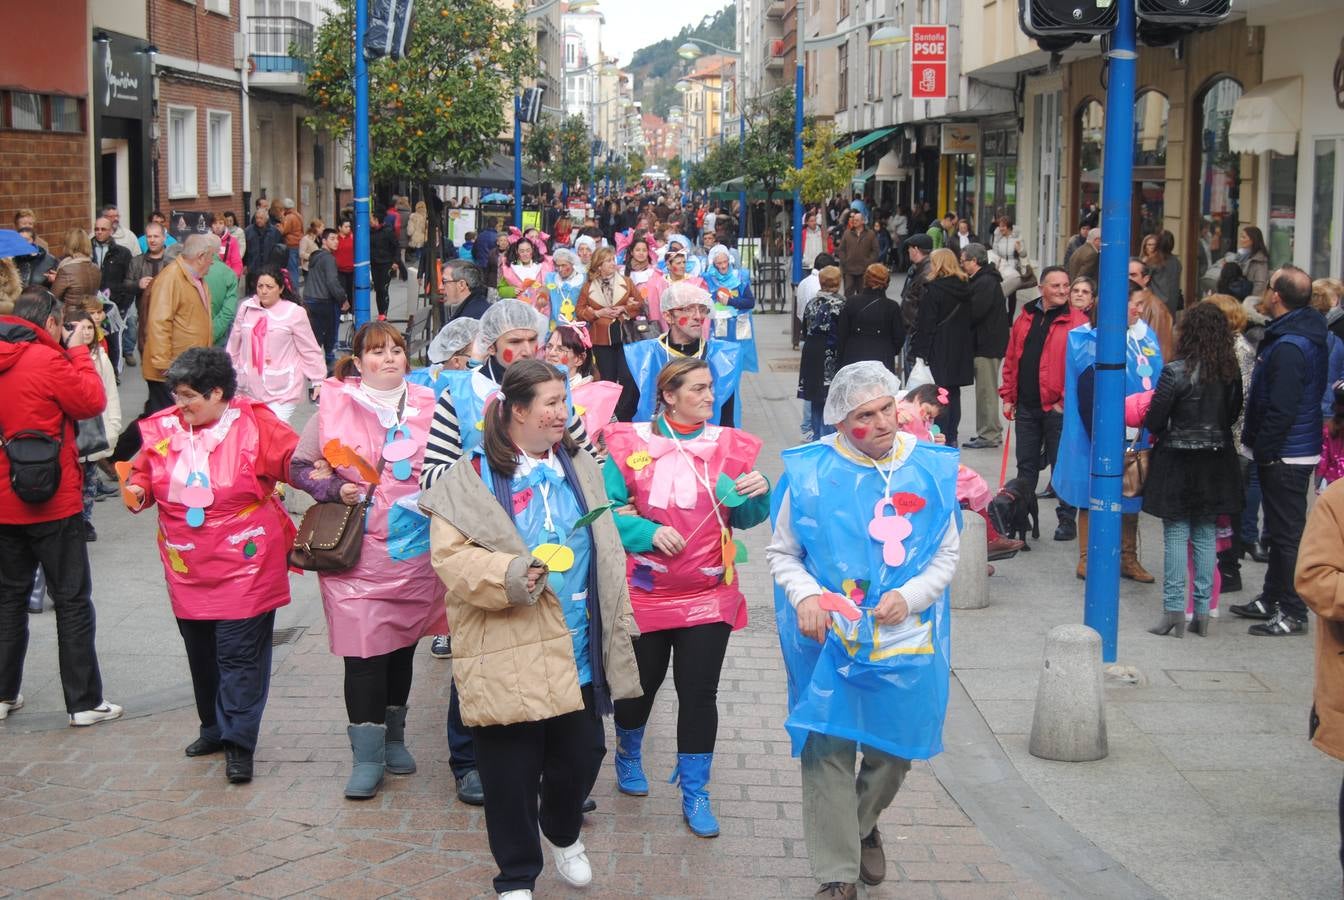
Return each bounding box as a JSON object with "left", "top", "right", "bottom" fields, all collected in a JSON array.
[
  {"left": 605, "top": 421, "right": 762, "bottom": 633},
  {"left": 315, "top": 379, "right": 448, "bottom": 657},
  {"left": 133, "top": 399, "right": 296, "bottom": 620}
]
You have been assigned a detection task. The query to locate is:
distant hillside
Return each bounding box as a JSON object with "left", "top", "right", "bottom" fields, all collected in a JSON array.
[{"left": 628, "top": 3, "right": 736, "bottom": 119}]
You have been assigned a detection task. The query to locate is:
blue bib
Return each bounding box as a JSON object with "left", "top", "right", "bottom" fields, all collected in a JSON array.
[
  {"left": 773, "top": 439, "right": 959, "bottom": 760},
  {"left": 625, "top": 337, "right": 744, "bottom": 427}
]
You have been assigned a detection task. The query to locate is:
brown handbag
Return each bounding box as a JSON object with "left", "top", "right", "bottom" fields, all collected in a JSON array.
[
  {"left": 287, "top": 483, "right": 376, "bottom": 571},
  {"left": 1121, "top": 442, "right": 1150, "bottom": 498}
]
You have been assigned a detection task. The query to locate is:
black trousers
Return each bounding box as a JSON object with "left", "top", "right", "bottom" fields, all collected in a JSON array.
[
  {"left": 446, "top": 679, "right": 477, "bottom": 778},
  {"left": 176, "top": 610, "right": 275, "bottom": 752},
  {"left": 0, "top": 515, "right": 104, "bottom": 713},
  {"left": 934, "top": 386, "right": 963, "bottom": 447},
  {"left": 594, "top": 342, "right": 639, "bottom": 423},
  {"left": 613, "top": 621, "right": 732, "bottom": 754},
  {"left": 372, "top": 264, "right": 393, "bottom": 317},
  {"left": 343, "top": 643, "right": 415, "bottom": 723},
  {"left": 1014, "top": 406, "right": 1074, "bottom": 523},
  {"left": 303, "top": 299, "right": 338, "bottom": 367},
  {"left": 1258, "top": 461, "right": 1313, "bottom": 620},
  {"left": 473, "top": 684, "right": 605, "bottom": 893},
  {"left": 112, "top": 379, "right": 174, "bottom": 462}
]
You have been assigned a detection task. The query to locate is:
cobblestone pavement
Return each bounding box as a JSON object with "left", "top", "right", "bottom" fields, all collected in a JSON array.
[{"left": 0, "top": 310, "right": 1053, "bottom": 899}]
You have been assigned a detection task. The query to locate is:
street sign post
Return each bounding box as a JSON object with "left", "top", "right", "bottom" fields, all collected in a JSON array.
[{"left": 910, "top": 25, "right": 949, "bottom": 101}]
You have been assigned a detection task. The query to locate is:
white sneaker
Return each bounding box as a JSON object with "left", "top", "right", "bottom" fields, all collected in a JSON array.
[
  {"left": 69, "top": 701, "right": 123, "bottom": 727},
  {"left": 549, "top": 837, "right": 592, "bottom": 887},
  {"left": 498, "top": 892, "right": 532, "bottom": 899},
  {"left": 0, "top": 694, "right": 23, "bottom": 720}
]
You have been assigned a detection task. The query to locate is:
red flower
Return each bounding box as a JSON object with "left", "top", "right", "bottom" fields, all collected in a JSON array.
[{"left": 892, "top": 492, "right": 926, "bottom": 515}]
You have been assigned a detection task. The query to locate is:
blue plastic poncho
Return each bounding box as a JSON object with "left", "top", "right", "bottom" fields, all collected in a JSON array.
[
  {"left": 1053, "top": 322, "right": 1163, "bottom": 513},
  {"left": 406, "top": 364, "right": 455, "bottom": 399},
  {"left": 773, "top": 438, "right": 960, "bottom": 760},
  {"left": 386, "top": 494, "right": 432, "bottom": 561},
  {"left": 624, "top": 336, "right": 743, "bottom": 427},
  {"left": 702, "top": 250, "right": 759, "bottom": 374}
]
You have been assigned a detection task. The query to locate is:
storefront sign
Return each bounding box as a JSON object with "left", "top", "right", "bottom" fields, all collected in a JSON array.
[
  {"left": 95, "top": 34, "right": 151, "bottom": 120},
  {"left": 171, "top": 211, "right": 213, "bottom": 245},
  {"left": 941, "top": 124, "right": 980, "bottom": 155},
  {"left": 910, "top": 26, "right": 949, "bottom": 101}
]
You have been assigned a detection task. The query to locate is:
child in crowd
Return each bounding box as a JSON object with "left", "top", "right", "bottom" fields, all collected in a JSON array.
[{"left": 1319, "top": 381, "right": 1344, "bottom": 490}]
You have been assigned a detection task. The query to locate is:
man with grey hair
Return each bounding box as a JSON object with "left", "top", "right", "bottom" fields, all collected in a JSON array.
[
  {"left": 201, "top": 227, "right": 239, "bottom": 345},
  {"left": 441, "top": 258, "right": 489, "bottom": 321},
  {"left": 961, "top": 243, "right": 1010, "bottom": 449},
  {"left": 1068, "top": 227, "right": 1100, "bottom": 282},
  {"left": 99, "top": 204, "right": 142, "bottom": 257},
  {"left": 112, "top": 234, "right": 216, "bottom": 462}
]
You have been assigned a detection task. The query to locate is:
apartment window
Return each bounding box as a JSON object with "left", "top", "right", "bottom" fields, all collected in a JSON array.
[
  {"left": 205, "top": 0, "right": 229, "bottom": 13},
  {"left": 867, "top": 42, "right": 884, "bottom": 101},
  {"left": 10, "top": 92, "right": 42, "bottom": 130},
  {"left": 168, "top": 107, "right": 198, "bottom": 199},
  {"left": 839, "top": 0, "right": 850, "bottom": 18},
  {"left": 50, "top": 96, "right": 82, "bottom": 133},
  {"left": 837, "top": 44, "right": 849, "bottom": 110},
  {"left": 207, "top": 110, "right": 233, "bottom": 196},
  {"left": 335, "top": 139, "right": 352, "bottom": 190}
]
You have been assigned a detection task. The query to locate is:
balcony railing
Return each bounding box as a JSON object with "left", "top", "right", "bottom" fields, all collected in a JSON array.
[{"left": 250, "top": 16, "right": 313, "bottom": 74}]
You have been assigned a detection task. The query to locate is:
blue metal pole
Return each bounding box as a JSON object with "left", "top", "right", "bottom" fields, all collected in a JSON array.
[
  {"left": 738, "top": 111, "right": 747, "bottom": 244},
  {"left": 513, "top": 95, "right": 523, "bottom": 231},
  {"left": 353, "top": 0, "right": 371, "bottom": 328},
  {"left": 588, "top": 151, "right": 596, "bottom": 205},
  {"left": 790, "top": 65, "right": 804, "bottom": 286},
  {"left": 1084, "top": 0, "right": 1139, "bottom": 664}
]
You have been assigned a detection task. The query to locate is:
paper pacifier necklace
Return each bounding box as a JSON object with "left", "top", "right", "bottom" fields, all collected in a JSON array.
[
  {"left": 383, "top": 424, "right": 416, "bottom": 480},
  {"left": 181, "top": 429, "right": 215, "bottom": 527}
]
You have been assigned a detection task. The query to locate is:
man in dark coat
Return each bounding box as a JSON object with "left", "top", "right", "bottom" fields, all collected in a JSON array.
[
  {"left": 836, "top": 210, "right": 878, "bottom": 297},
  {"left": 961, "top": 243, "right": 1010, "bottom": 449},
  {"left": 243, "top": 210, "right": 283, "bottom": 276},
  {"left": 369, "top": 210, "right": 405, "bottom": 319},
  {"left": 911, "top": 255, "right": 974, "bottom": 446}
]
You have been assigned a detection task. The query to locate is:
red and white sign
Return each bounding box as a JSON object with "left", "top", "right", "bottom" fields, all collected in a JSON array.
[{"left": 910, "top": 25, "right": 949, "bottom": 101}]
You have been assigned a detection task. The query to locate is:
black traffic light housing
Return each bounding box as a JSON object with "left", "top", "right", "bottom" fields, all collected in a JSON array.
[{"left": 1018, "top": 0, "right": 1118, "bottom": 51}]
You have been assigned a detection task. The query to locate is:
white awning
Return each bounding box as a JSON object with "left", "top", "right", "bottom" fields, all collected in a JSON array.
[
  {"left": 1228, "top": 77, "right": 1302, "bottom": 156},
  {"left": 875, "top": 149, "right": 908, "bottom": 181}
]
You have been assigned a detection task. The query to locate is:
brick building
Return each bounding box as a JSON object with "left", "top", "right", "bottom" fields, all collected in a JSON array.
[
  {"left": 150, "top": 0, "right": 245, "bottom": 230},
  {"left": 0, "top": 1, "right": 93, "bottom": 255}
]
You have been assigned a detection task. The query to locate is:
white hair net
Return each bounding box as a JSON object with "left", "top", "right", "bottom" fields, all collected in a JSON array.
[
  {"left": 823, "top": 361, "right": 902, "bottom": 425},
  {"left": 427, "top": 317, "right": 479, "bottom": 364},
  {"left": 574, "top": 235, "right": 597, "bottom": 254},
  {"left": 660, "top": 280, "right": 712, "bottom": 317},
  {"left": 478, "top": 299, "right": 542, "bottom": 350}
]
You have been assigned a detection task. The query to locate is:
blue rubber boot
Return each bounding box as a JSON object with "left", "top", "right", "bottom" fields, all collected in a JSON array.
[
  {"left": 344, "top": 723, "right": 386, "bottom": 800},
  {"left": 614, "top": 725, "right": 648, "bottom": 796},
  {"left": 669, "top": 753, "right": 719, "bottom": 837},
  {"left": 383, "top": 706, "right": 417, "bottom": 775}
]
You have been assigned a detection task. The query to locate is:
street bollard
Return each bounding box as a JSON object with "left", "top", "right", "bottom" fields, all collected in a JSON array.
[
  {"left": 1028, "top": 624, "right": 1109, "bottom": 762},
  {"left": 949, "top": 513, "right": 988, "bottom": 610}
]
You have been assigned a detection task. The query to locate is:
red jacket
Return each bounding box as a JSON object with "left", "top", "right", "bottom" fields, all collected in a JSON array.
[
  {"left": 999, "top": 300, "right": 1090, "bottom": 410},
  {"left": 335, "top": 233, "right": 355, "bottom": 273},
  {"left": 0, "top": 316, "right": 107, "bottom": 524}
]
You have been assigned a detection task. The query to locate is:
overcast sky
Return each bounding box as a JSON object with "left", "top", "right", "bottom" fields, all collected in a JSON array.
[{"left": 600, "top": 2, "right": 734, "bottom": 66}]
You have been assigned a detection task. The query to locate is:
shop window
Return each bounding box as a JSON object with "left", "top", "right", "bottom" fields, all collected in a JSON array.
[
  {"left": 1312, "top": 139, "right": 1337, "bottom": 278},
  {"left": 207, "top": 111, "right": 233, "bottom": 196},
  {"left": 1074, "top": 100, "right": 1104, "bottom": 226},
  {"left": 11, "top": 92, "right": 42, "bottom": 130},
  {"left": 1266, "top": 152, "right": 1297, "bottom": 270},
  {"left": 1193, "top": 77, "right": 1242, "bottom": 285},
  {"left": 168, "top": 107, "right": 198, "bottom": 199},
  {"left": 1132, "top": 91, "right": 1169, "bottom": 242}
]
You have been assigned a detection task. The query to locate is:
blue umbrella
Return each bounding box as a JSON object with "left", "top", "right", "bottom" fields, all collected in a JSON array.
[
  {"left": 480, "top": 192, "right": 511, "bottom": 204},
  {"left": 0, "top": 229, "right": 38, "bottom": 259}
]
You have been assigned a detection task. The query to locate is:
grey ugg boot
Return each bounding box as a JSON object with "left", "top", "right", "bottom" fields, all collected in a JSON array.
[
  {"left": 384, "top": 705, "right": 417, "bottom": 774},
  {"left": 345, "top": 723, "right": 387, "bottom": 799}
]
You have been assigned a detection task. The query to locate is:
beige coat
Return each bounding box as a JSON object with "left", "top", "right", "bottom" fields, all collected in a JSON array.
[
  {"left": 1295, "top": 479, "right": 1344, "bottom": 762},
  {"left": 421, "top": 450, "right": 641, "bottom": 727},
  {"left": 143, "top": 258, "right": 212, "bottom": 382}
]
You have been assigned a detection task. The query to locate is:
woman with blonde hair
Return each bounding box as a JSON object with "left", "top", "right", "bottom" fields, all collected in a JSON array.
[
  {"left": 911, "top": 248, "right": 975, "bottom": 445},
  {"left": 298, "top": 219, "right": 325, "bottom": 280},
  {"left": 1205, "top": 292, "right": 1258, "bottom": 591},
  {"left": 51, "top": 228, "right": 102, "bottom": 318},
  {"left": 577, "top": 245, "right": 644, "bottom": 421},
  {"left": 407, "top": 201, "right": 428, "bottom": 275},
  {"left": 835, "top": 263, "right": 905, "bottom": 375}
]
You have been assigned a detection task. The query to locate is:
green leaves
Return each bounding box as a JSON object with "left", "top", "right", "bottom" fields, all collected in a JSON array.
[
  {"left": 526, "top": 114, "right": 591, "bottom": 195},
  {"left": 304, "top": 0, "right": 537, "bottom": 185},
  {"left": 784, "top": 122, "right": 860, "bottom": 204}
]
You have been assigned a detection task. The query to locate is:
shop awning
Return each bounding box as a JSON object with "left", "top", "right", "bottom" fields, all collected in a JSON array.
[
  {"left": 839, "top": 126, "right": 897, "bottom": 155},
  {"left": 851, "top": 165, "right": 877, "bottom": 189},
  {"left": 1228, "top": 77, "right": 1302, "bottom": 156}
]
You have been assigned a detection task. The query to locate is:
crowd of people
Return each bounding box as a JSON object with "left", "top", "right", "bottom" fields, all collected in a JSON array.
[{"left": 3, "top": 186, "right": 1344, "bottom": 898}]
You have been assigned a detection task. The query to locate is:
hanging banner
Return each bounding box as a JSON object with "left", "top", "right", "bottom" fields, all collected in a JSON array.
[{"left": 910, "top": 25, "right": 949, "bottom": 101}]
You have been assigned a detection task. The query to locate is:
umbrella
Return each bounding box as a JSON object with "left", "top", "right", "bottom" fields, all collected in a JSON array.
[
  {"left": 480, "top": 192, "right": 512, "bottom": 204},
  {"left": 0, "top": 229, "right": 38, "bottom": 259}
]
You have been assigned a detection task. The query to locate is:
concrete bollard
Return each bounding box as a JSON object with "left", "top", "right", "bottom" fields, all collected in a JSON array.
[
  {"left": 949, "top": 512, "right": 988, "bottom": 610},
  {"left": 1028, "top": 624, "right": 1109, "bottom": 762}
]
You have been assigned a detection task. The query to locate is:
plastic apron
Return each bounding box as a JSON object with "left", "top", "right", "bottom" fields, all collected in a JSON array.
[
  {"left": 703, "top": 267, "right": 759, "bottom": 373},
  {"left": 624, "top": 336, "right": 743, "bottom": 427},
  {"left": 316, "top": 379, "right": 448, "bottom": 658},
  {"left": 406, "top": 364, "right": 454, "bottom": 400},
  {"left": 543, "top": 271, "right": 585, "bottom": 328},
  {"left": 503, "top": 261, "right": 553, "bottom": 315},
  {"left": 436, "top": 368, "right": 497, "bottom": 458},
  {"left": 605, "top": 422, "right": 762, "bottom": 633},
  {"left": 773, "top": 439, "right": 960, "bottom": 760},
  {"left": 572, "top": 379, "right": 622, "bottom": 441},
  {"left": 1053, "top": 322, "right": 1163, "bottom": 514},
  {"left": 480, "top": 452, "right": 594, "bottom": 684},
  {"left": 138, "top": 399, "right": 294, "bottom": 621}
]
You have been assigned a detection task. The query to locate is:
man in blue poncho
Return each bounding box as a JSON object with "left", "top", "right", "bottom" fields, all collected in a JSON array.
[{"left": 766, "top": 361, "right": 960, "bottom": 900}]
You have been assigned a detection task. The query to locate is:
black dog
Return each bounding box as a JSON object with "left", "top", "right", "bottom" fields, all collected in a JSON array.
[{"left": 987, "top": 476, "right": 1041, "bottom": 548}]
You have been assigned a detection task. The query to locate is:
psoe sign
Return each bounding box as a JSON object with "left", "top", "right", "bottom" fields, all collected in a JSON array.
[
  {"left": 910, "top": 26, "right": 949, "bottom": 62},
  {"left": 910, "top": 25, "right": 949, "bottom": 100}
]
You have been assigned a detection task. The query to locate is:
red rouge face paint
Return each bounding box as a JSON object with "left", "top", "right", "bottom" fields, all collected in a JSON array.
[
  {"left": 502, "top": 349, "right": 514, "bottom": 363},
  {"left": 851, "top": 426, "right": 869, "bottom": 439},
  {"left": 678, "top": 317, "right": 689, "bottom": 327}
]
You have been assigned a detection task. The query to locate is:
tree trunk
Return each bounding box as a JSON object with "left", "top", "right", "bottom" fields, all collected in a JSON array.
[{"left": 421, "top": 179, "right": 443, "bottom": 332}]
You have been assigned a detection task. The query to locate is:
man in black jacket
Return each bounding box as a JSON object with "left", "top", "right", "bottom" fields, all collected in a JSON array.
[
  {"left": 369, "top": 210, "right": 405, "bottom": 319},
  {"left": 91, "top": 217, "right": 133, "bottom": 369},
  {"left": 303, "top": 228, "right": 347, "bottom": 370},
  {"left": 900, "top": 234, "right": 933, "bottom": 378},
  {"left": 441, "top": 259, "right": 490, "bottom": 322},
  {"left": 243, "top": 210, "right": 283, "bottom": 276},
  {"left": 961, "top": 244, "right": 1009, "bottom": 449}
]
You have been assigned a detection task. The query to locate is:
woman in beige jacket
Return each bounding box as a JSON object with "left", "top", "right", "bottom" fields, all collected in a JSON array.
[
  {"left": 422, "top": 358, "right": 639, "bottom": 900},
  {"left": 577, "top": 246, "right": 644, "bottom": 422},
  {"left": 51, "top": 228, "right": 102, "bottom": 318}
]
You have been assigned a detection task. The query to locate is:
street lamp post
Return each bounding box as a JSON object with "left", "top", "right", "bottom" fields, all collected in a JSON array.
[{"left": 353, "top": 0, "right": 371, "bottom": 326}]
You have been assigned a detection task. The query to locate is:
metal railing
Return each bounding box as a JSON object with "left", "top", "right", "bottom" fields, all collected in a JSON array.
[{"left": 250, "top": 16, "right": 313, "bottom": 74}]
